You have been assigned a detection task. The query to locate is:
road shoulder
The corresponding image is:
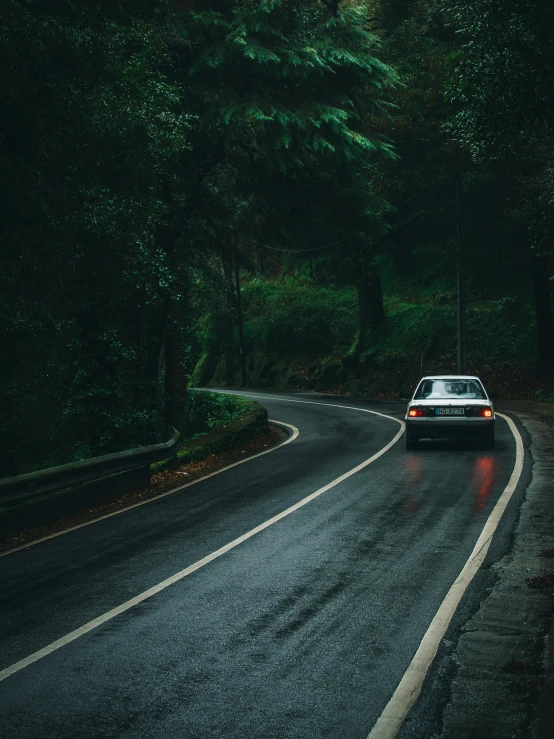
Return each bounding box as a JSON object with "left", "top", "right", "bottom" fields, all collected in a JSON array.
[{"left": 400, "top": 410, "right": 554, "bottom": 738}]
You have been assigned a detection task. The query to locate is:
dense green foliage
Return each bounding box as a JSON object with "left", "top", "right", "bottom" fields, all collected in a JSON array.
[
  {"left": 199, "top": 266, "right": 548, "bottom": 402},
  {"left": 0, "top": 0, "right": 192, "bottom": 473},
  {"left": 151, "top": 392, "right": 268, "bottom": 475},
  {"left": 186, "top": 390, "right": 252, "bottom": 436},
  {"left": 2, "top": 0, "right": 553, "bottom": 475},
  {"left": 442, "top": 0, "right": 554, "bottom": 361}
]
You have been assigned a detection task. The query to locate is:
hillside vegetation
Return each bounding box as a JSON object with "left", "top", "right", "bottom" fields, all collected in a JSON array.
[{"left": 194, "top": 254, "right": 553, "bottom": 402}]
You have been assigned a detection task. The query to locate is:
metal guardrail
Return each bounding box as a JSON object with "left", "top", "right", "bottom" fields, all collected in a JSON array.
[{"left": 0, "top": 428, "right": 181, "bottom": 509}]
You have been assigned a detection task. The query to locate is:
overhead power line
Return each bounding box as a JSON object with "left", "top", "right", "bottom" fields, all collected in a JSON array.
[{"left": 243, "top": 236, "right": 349, "bottom": 253}]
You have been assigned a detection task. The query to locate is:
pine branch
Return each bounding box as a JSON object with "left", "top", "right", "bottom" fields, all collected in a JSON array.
[{"left": 319, "top": 0, "right": 340, "bottom": 18}]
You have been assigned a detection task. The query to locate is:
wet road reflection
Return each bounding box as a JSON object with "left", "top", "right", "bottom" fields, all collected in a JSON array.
[
  {"left": 404, "top": 455, "right": 423, "bottom": 514},
  {"left": 472, "top": 454, "right": 497, "bottom": 513},
  {"left": 403, "top": 441, "right": 500, "bottom": 517}
]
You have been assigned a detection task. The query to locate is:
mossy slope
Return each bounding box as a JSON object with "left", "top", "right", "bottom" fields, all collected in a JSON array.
[{"left": 194, "top": 278, "right": 553, "bottom": 402}]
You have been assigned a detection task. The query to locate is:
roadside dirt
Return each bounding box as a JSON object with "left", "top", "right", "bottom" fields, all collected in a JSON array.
[{"left": 0, "top": 423, "right": 287, "bottom": 554}]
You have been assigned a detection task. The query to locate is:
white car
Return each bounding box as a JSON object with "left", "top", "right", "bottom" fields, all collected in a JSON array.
[{"left": 405, "top": 375, "right": 495, "bottom": 449}]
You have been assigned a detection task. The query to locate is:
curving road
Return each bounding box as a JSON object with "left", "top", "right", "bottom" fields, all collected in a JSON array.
[{"left": 0, "top": 391, "right": 526, "bottom": 739}]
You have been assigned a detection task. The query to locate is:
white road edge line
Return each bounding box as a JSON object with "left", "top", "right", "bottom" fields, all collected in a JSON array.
[
  {"left": 0, "top": 419, "right": 298, "bottom": 558},
  {"left": 366, "top": 411, "right": 524, "bottom": 739},
  {"left": 1, "top": 393, "right": 400, "bottom": 557},
  {"left": 0, "top": 410, "right": 404, "bottom": 682}
]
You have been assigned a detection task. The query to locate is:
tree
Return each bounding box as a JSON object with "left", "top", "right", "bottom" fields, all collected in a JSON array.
[
  {"left": 365, "top": 1, "right": 466, "bottom": 273},
  {"left": 0, "top": 0, "right": 192, "bottom": 472},
  {"left": 443, "top": 0, "right": 554, "bottom": 363},
  {"left": 173, "top": 0, "right": 398, "bottom": 355}
]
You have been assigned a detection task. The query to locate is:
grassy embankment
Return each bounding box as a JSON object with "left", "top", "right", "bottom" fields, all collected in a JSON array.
[
  {"left": 151, "top": 390, "right": 268, "bottom": 473},
  {"left": 193, "top": 260, "right": 554, "bottom": 402}
]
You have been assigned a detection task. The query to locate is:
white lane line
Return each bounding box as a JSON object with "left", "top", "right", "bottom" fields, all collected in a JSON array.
[
  {"left": 367, "top": 412, "right": 524, "bottom": 739},
  {"left": 216, "top": 391, "right": 404, "bottom": 424},
  {"left": 0, "top": 417, "right": 404, "bottom": 682},
  {"left": 0, "top": 420, "right": 298, "bottom": 558}
]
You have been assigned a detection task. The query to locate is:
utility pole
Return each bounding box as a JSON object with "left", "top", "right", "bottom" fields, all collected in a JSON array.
[
  {"left": 456, "top": 177, "right": 468, "bottom": 374},
  {"left": 234, "top": 253, "right": 247, "bottom": 387},
  {"left": 223, "top": 254, "right": 235, "bottom": 386}
]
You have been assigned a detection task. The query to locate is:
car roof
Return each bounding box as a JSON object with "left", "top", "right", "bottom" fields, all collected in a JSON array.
[{"left": 419, "top": 375, "right": 481, "bottom": 380}]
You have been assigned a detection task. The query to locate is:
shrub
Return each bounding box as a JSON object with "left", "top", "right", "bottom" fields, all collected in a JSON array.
[{"left": 186, "top": 390, "right": 252, "bottom": 437}]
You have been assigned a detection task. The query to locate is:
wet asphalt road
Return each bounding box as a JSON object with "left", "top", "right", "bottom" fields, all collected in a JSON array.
[{"left": 0, "top": 391, "right": 521, "bottom": 738}]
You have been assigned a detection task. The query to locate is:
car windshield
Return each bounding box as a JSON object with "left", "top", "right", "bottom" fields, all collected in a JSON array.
[{"left": 414, "top": 379, "right": 486, "bottom": 400}]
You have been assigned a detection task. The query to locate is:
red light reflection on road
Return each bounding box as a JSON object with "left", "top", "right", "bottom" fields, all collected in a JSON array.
[
  {"left": 473, "top": 455, "right": 496, "bottom": 512},
  {"left": 405, "top": 455, "right": 423, "bottom": 514}
]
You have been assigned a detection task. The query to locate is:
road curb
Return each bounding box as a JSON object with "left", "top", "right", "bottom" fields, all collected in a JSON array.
[{"left": 495, "top": 399, "right": 554, "bottom": 418}]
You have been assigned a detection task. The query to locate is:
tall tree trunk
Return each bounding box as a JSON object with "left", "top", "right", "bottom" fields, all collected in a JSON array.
[
  {"left": 234, "top": 257, "right": 247, "bottom": 386},
  {"left": 531, "top": 253, "right": 554, "bottom": 364},
  {"left": 155, "top": 196, "right": 192, "bottom": 439},
  {"left": 222, "top": 253, "right": 235, "bottom": 386},
  {"left": 160, "top": 234, "right": 189, "bottom": 439},
  {"left": 152, "top": 181, "right": 202, "bottom": 440},
  {"left": 390, "top": 237, "right": 416, "bottom": 275},
  {"left": 349, "top": 244, "right": 385, "bottom": 354},
  {"left": 163, "top": 295, "right": 189, "bottom": 438}
]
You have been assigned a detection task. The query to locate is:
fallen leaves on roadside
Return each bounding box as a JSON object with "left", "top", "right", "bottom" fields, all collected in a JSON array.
[{"left": 0, "top": 425, "right": 286, "bottom": 553}]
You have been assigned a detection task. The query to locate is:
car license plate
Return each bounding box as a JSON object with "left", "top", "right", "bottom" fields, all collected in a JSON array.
[{"left": 436, "top": 408, "right": 465, "bottom": 415}]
